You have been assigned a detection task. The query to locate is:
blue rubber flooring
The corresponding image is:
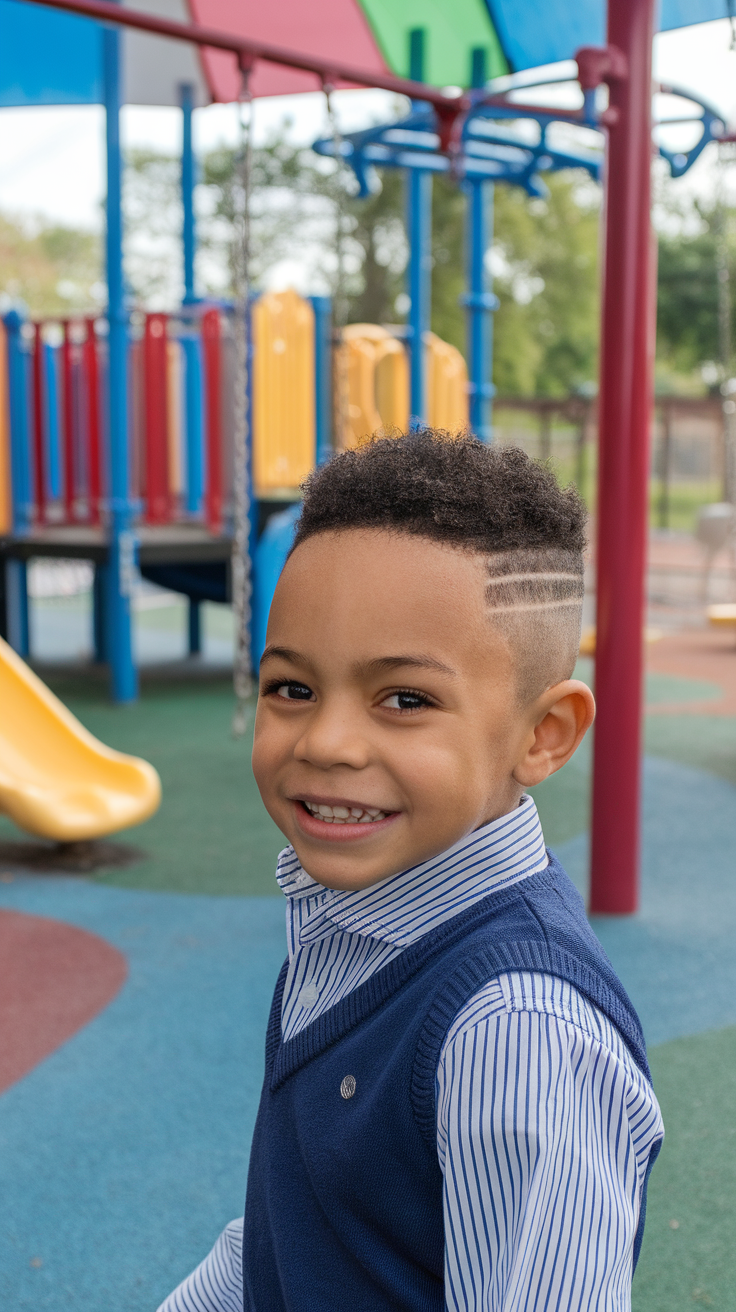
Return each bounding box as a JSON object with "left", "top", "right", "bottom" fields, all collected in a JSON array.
[{"left": 1, "top": 753, "right": 735, "bottom": 1310}]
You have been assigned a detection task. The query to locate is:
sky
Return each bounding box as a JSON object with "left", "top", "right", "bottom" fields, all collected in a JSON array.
[{"left": 1, "top": 17, "right": 736, "bottom": 232}]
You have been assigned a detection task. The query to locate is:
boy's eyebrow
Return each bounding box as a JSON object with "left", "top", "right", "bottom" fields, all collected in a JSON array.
[
  {"left": 260, "top": 645, "right": 308, "bottom": 667},
  {"left": 259, "top": 648, "right": 457, "bottom": 678},
  {"left": 360, "top": 655, "right": 457, "bottom": 678}
]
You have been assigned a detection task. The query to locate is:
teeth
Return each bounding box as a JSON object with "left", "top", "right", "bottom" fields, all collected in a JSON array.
[{"left": 303, "top": 801, "right": 388, "bottom": 824}]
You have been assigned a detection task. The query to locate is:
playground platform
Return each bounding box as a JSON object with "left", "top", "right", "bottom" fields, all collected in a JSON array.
[{"left": 0, "top": 554, "right": 734, "bottom": 1311}]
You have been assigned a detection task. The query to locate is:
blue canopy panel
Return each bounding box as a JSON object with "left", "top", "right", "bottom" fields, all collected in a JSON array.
[
  {"left": 484, "top": 0, "right": 729, "bottom": 73},
  {"left": 0, "top": 0, "right": 210, "bottom": 107},
  {"left": 0, "top": 0, "right": 102, "bottom": 105}
]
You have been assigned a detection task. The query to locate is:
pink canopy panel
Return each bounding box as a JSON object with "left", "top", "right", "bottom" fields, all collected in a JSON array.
[{"left": 189, "top": 0, "right": 388, "bottom": 100}]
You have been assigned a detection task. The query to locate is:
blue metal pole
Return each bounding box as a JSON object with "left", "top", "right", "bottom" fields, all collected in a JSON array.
[
  {"left": 5, "top": 558, "right": 29, "bottom": 656},
  {"left": 103, "top": 22, "right": 138, "bottom": 702},
  {"left": 407, "top": 168, "right": 432, "bottom": 426},
  {"left": 183, "top": 334, "right": 204, "bottom": 515},
  {"left": 188, "top": 597, "right": 201, "bottom": 654},
  {"left": 310, "top": 295, "right": 333, "bottom": 464},
  {"left": 180, "top": 82, "right": 196, "bottom": 305},
  {"left": 463, "top": 179, "right": 498, "bottom": 443},
  {"left": 43, "top": 342, "right": 62, "bottom": 500},
  {"left": 3, "top": 311, "right": 33, "bottom": 534},
  {"left": 3, "top": 310, "right": 31, "bottom": 655}
]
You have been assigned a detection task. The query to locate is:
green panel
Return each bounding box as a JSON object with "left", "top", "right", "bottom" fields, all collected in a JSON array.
[{"left": 360, "top": 0, "right": 508, "bottom": 89}]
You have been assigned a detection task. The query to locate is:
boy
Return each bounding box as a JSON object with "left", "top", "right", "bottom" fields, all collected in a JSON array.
[{"left": 160, "top": 432, "right": 662, "bottom": 1312}]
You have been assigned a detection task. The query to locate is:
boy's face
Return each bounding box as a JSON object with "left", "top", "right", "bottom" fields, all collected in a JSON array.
[{"left": 253, "top": 529, "right": 578, "bottom": 892}]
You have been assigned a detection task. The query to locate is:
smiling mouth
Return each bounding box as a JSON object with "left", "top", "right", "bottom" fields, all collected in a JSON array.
[{"left": 300, "top": 800, "right": 390, "bottom": 825}]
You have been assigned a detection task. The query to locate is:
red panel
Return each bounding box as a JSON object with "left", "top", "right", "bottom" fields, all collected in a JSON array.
[
  {"left": 61, "top": 320, "right": 75, "bottom": 524},
  {"left": 32, "top": 324, "right": 46, "bottom": 523},
  {"left": 589, "top": 0, "right": 657, "bottom": 915},
  {"left": 143, "top": 313, "right": 171, "bottom": 524},
  {"left": 202, "top": 308, "right": 223, "bottom": 533},
  {"left": 188, "top": 0, "right": 388, "bottom": 103},
  {"left": 201, "top": 308, "right": 223, "bottom": 532},
  {"left": 0, "top": 910, "right": 127, "bottom": 1095},
  {"left": 85, "top": 319, "right": 102, "bottom": 525}
]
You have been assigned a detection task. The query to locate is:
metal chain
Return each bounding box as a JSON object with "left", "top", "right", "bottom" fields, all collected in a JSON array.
[
  {"left": 324, "top": 85, "right": 350, "bottom": 450},
  {"left": 231, "top": 74, "right": 254, "bottom": 737}
]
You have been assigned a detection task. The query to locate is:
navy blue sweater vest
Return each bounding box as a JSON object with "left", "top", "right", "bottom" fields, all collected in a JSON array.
[{"left": 242, "top": 855, "right": 655, "bottom": 1311}]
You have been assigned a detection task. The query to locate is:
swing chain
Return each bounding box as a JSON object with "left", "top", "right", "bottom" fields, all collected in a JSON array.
[
  {"left": 231, "top": 59, "right": 255, "bottom": 737},
  {"left": 323, "top": 81, "right": 350, "bottom": 450}
]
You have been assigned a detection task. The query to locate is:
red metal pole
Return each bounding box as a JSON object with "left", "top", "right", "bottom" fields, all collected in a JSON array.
[
  {"left": 32, "top": 323, "right": 46, "bottom": 523},
  {"left": 589, "top": 0, "right": 657, "bottom": 915},
  {"left": 85, "top": 318, "right": 102, "bottom": 524},
  {"left": 143, "top": 312, "right": 171, "bottom": 524},
  {"left": 61, "top": 320, "right": 76, "bottom": 524},
  {"left": 202, "top": 308, "right": 223, "bottom": 534}
]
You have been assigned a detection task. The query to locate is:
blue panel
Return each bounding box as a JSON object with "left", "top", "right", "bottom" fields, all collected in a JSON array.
[
  {"left": 0, "top": 0, "right": 102, "bottom": 107},
  {"left": 660, "top": 0, "right": 728, "bottom": 31},
  {"left": 484, "top": 0, "right": 603, "bottom": 72},
  {"left": 484, "top": 0, "right": 722, "bottom": 72}
]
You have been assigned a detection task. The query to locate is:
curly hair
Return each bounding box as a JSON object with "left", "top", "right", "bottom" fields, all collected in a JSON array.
[
  {"left": 289, "top": 431, "right": 587, "bottom": 702},
  {"left": 293, "top": 430, "right": 586, "bottom": 556}
]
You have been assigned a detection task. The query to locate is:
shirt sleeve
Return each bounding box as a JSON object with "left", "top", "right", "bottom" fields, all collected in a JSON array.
[
  {"left": 157, "top": 1218, "right": 244, "bottom": 1312},
  {"left": 436, "top": 974, "right": 664, "bottom": 1312}
]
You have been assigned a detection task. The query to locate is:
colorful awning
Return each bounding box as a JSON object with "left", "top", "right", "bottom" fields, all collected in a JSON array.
[{"left": 0, "top": 0, "right": 729, "bottom": 109}]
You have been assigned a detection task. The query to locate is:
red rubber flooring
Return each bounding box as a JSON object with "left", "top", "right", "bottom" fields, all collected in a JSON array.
[{"left": 0, "top": 909, "right": 127, "bottom": 1094}]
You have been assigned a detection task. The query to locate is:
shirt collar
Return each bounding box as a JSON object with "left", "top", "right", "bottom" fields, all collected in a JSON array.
[{"left": 276, "top": 795, "right": 548, "bottom": 952}]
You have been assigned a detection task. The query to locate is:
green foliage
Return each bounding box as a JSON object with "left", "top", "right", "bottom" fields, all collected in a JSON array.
[
  {"left": 122, "top": 131, "right": 603, "bottom": 400},
  {"left": 0, "top": 213, "right": 101, "bottom": 316},
  {"left": 655, "top": 194, "right": 735, "bottom": 382},
  {"left": 491, "top": 179, "right": 600, "bottom": 397}
]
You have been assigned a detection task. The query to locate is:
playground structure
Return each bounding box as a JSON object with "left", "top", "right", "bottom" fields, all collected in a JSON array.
[
  {"left": 0, "top": 0, "right": 731, "bottom": 911},
  {"left": 0, "top": 635, "right": 160, "bottom": 841},
  {"left": 0, "top": 293, "right": 470, "bottom": 666}
]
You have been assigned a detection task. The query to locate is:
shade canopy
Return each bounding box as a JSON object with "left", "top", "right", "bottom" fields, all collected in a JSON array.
[{"left": 0, "top": 0, "right": 729, "bottom": 109}]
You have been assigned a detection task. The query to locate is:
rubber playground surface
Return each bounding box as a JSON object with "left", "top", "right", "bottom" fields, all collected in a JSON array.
[{"left": 1, "top": 622, "right": 735, "bottom": 1310}]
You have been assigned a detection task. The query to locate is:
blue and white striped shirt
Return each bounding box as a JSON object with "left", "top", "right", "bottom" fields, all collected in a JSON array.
[{"left": 159, "top": 797, "right": 663, "bottom": 1312}]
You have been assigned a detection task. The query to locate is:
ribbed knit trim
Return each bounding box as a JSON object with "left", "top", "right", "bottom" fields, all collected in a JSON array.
[
  {"left": 410, "top": 940, "right": 650, "bottom": 1150},
  {"left": 264, "top": 856, "right": 647, "bottom": 1098}
]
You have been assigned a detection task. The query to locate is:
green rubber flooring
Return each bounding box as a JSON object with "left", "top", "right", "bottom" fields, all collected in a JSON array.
[{"left": 633, "top": 1027, "right": 736, "bottom": 1311}]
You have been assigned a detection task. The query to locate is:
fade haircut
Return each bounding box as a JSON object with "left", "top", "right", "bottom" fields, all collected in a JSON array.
[{"left": 291, "top": 430, "right": 587, "bottom": 703}]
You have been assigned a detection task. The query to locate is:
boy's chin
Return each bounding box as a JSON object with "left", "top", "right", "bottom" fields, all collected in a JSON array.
[{"left": 292, "top": 842, "right": 407, "bottom": 893}]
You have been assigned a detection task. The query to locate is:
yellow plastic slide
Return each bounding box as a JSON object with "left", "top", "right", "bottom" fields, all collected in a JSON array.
[{"left": 0, "top": 636, "right": 161, "bottom": 842}]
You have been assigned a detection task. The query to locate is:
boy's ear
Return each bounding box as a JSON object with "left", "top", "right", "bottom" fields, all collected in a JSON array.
[{"left": 512, "top": 680, "right": 595, "bottom": 789}]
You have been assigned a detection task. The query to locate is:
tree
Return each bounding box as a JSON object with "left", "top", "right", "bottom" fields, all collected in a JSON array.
[
  {"left": 0, "top": 213, "right": 101, "bottom": 316},
  {"left": 655, "top": 198, "right": 734, "bottom": 383},
  {"left": 122, "top": 130, "right": 603, "bottom": 400}
]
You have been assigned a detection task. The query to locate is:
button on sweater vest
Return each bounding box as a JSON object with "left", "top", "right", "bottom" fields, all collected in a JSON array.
[{"left": 242, "top": 854, "right": 657, "bottom": 1312}]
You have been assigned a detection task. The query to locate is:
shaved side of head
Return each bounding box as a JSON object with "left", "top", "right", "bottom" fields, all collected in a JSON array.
[{"left": 483, "top": 548, "right": 584, "bottom": 703}]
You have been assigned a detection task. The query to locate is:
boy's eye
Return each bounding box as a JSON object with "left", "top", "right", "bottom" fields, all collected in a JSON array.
[
  {"left": 272, "top": 682, "right": 314, "bottom": 702},
  {"left": 381, "top": 689, "right": 432, "bottom": 712}
]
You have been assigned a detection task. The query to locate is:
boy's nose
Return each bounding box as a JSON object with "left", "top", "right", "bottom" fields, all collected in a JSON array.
[{"left": 293, "top": 706, "right": 371, "bottom": 771}]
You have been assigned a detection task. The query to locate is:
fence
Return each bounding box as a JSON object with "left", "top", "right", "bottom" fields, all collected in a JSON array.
[{"left": 494, "top": 395, "right": 730, "bottom": 530}]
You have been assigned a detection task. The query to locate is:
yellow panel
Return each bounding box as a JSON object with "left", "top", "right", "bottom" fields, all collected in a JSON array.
[
  {"left": 0, "top": 636, "right": 161, "bottom": 841},
  {"left": 253, "top": 289, "right": 316, "bottom": 495},
  {"left": 0, "top": 320, "right": 11, "bottom": 534},
  {"left": 374, "top": 337, "right": 409, "bottom": 432},
  {"left": 337, "top": 324, "right": 409, "bottom": 447},
  {"left": 425, "top": 331, "right": 469, "bottom": 433},
  {"left": 344, "top": 337, "right": 383, "bottom": 448}
]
